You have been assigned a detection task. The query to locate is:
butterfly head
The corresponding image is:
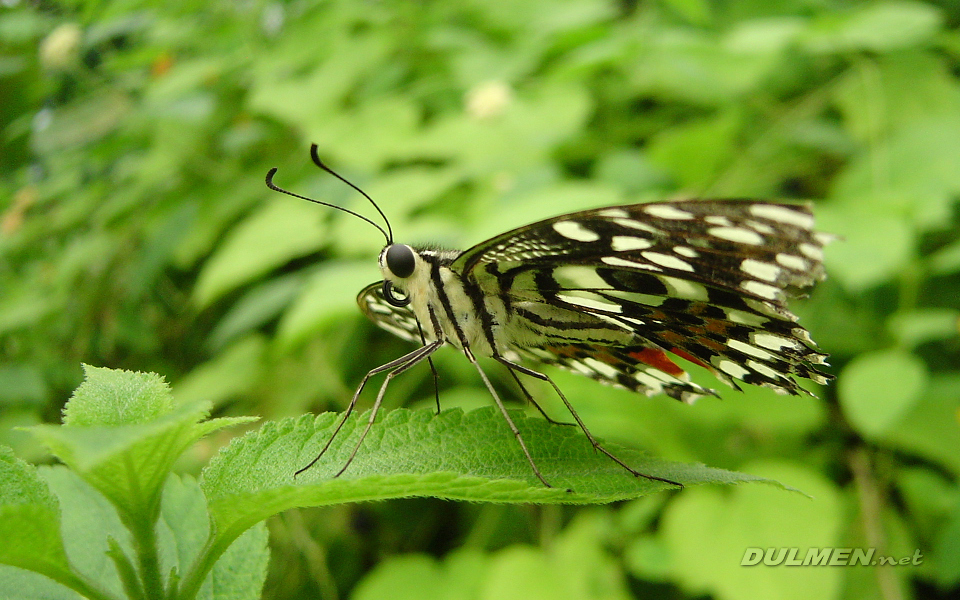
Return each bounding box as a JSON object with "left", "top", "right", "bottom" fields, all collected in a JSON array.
[
  {"left": 379, "top": 243, "right": 421, "bottom": 307},
  {"left": 267, "top": 146, "right": 429, "bottom": 309}
]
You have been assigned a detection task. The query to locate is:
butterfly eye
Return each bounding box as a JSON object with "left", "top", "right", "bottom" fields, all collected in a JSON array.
[{"left": 385, "top": 244, "right": 416, "bottom": 278}]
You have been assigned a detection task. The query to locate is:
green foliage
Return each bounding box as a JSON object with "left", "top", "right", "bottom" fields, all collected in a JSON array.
[
  {"left": 3, "top": 0, "right": 960, "bottom": 598},
  {"left": 1, "top": 366, "right": 266, "bottom": 600},
  {"left": 2, "top": 365, "right": 763, "bottom": 599}
]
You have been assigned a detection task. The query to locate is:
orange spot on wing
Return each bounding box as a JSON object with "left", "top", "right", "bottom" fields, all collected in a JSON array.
[
  {"left": 669, "top": 347, "right": 711, "bottom": 370},
  {"left": 629, "top": 348, "right": 685, "bottom": 377}
]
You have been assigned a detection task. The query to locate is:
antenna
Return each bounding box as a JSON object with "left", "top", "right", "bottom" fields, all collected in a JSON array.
[
  {"left": 310, "top": 144, "right": 394, "bottom": 244},
  {"left": 265, "top": 158, "right": 392, "bottom": 244}
]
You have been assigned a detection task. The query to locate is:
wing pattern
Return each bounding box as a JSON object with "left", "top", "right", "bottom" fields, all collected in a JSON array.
[
  {"left": 455, "top": 200, "right": 833, "bottom": 400},
  {"left": 360, "top": 200, "right": 833, "bottom": 402}
]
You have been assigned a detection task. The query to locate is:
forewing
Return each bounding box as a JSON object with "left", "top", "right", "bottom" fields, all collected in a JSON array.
[{"left": 458, "top": 200, "right": 833, "bottom": 396}]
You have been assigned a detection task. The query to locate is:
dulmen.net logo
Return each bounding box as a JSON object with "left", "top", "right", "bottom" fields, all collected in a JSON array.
[{"left": 741, "top": 548, "right": 924, "bottom": 567}]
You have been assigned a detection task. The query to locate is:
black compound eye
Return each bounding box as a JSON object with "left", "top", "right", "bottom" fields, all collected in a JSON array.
[{"left": 385, "top": 244, "right": 416, "bottom": 278}]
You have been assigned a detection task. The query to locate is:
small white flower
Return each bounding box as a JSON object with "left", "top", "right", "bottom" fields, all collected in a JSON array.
[
  {"left": 465, "top": 80, "right": 512, "bottom": 120},
  {"left": 40, "top": 23, "right": 82, "bottom": 70}
]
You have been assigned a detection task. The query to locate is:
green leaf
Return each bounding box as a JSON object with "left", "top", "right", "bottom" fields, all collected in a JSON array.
[
  {"left": 193, "top": 198, "right": 327, "bottom": 309},
  {"left": 839, "top": 350, "right": 928, "bottom": 438},
  {"left": 207, "top": 274, "right": 304, "bottom": 350},
  {"left": 662, "top": 0, "right": 711, "bottom": 26},
  {"left": 28, "top": 366, "right": 255, "bottom": 526},
  {"left": 828, "top": 117, "right": 960, "bottom": 234},
  {"left": 930, "top": 237, "right": 960, "bottom": 275},
  {"left": 0, "top": 447, "right": 71, "bottom": 580},
  {"left": 155, "top": 475, "right": 269, "bottom": 600},
  {"left": 470, "top": 181, "right": 623, "bottom": 244},
  {"left": 647, "top": 111, "right": 742, "bottom": 189},
  {"left": 201, "top": 407, "right": 776, "bottom": 556},
  {"left": 353, "top": 554, "right": 450, "bottom": 600},
  {"left": 18, "top": 467, "right": 270, "bottom": 600},
  {"left": 62, "top": 364, "right": 174, "bottom": 427}
]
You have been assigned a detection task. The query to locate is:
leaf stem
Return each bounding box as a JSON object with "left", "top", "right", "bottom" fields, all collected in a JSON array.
[{"left": 132, "top": 515, "right": 165, "bottom": 600}]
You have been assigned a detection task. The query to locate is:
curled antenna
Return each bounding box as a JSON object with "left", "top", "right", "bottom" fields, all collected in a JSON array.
[
  {"left": 265, "top": 159, "right": 392, "bottom": 244},
  {"left": 310, "top": 144, "right": 394, "bottom": 244}
]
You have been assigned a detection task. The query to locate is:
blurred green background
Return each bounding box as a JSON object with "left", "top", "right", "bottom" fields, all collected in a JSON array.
[{"left": 3, "top": 0, "right": 960, "bottom": 598}]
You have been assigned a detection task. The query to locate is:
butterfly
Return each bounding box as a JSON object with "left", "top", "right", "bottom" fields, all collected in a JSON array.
[{"left": 268, "top": 145, "right": 832, "bottom": 488}]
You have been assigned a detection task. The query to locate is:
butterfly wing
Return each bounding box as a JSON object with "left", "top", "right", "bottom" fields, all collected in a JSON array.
[
  {"left": 357, "top": 281, "right": 426, "bottom": 345},
  {"left": 453, "top": 200, "right": 832, "bottom": 399}
]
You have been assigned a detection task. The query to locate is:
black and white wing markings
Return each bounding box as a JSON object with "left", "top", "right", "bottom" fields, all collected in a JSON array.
[
  {"left": 453, "top": 200, "right": 833, "bottom": 399},
  {"left": 357, "top": 281, "right": 422, "bottom": 344}
]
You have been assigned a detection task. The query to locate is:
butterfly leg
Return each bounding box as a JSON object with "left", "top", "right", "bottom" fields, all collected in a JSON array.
[
  {"left": 494, "top": 356, "right": 683, "bottom": 489},
  {"left": 335, "top": 339, "right": 444, "bottom": 477},
  {"left": 464, "top": 351, "right": 557, "bottom": 488},
  {"left": 504, "top": 367, "right": 575, "bottom": 427},
  {"left": 416, "top": 318, "right": 442, "bottom": 414},
  {"left": 295, "top": 339, "right": 443, "bottom": 478}
]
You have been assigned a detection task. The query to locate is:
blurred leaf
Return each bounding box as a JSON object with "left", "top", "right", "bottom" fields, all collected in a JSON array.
[
  {"left": 276, "top": 260, "right": 378, "bottom": 348},
  {"left": 629, "top": 28, "right": 784, "bottom": 105},
  {"left": 194, "top": 198, "right": 327, "bottom": 308},
  {"left": 930, "top": 238, "right": 960, "bottom": 275},
  {"left": 311, "top": 98, "right": 421, "bottom": 172},
  {"left": 32, "top": 92, "right": 132, "bottom": 151},
  {"left": 470, "top": 181, "right": 623, "bottom": 243},
  {"left": 0, "top": 364, "right": 48, "bottom": 406},
  {"left": 934, "top": 496, "right": 960, "bottom": 586},
  {"left": 593, "top": 150, "right": 672, "bottom": 195},
  {"left": 888, "top": 309, "right": 960, "bottom": 348},
  {"left": 723, "top": 17, "right": 806, "bottom": 54},
  {"left": 409, "top": 81, "right": 592, "bottom": 174},
  {"left": 173, "top": 336, "right": 266, "bottom": 409},
  {"left": 208, "top": 274, "right": 304, "bottom": 350},
  {"left": 0, "top": 288, "right": 57, "bottom": 335},
  {"left": 897, "top": 468, "right": 958, "bottom": 543},
  {"left": 802, "top": 1, "right": 942, "bottom": 53},
  {"left": 353, "top": 554, "right": 448, "bottom": 600},
  {"left": 818, "top": 204, "right": 914, "bottom": 291},
  {"left": 663, "top": 0, "right": 712, "bottom": 26},
  {"left": 839, "top": 350, "right": 928, "bottom": 437},
  {"left": 880, "top": 374, "right": 960, "bottom": 475},
  {"left": 829, "top": 117, "right": 960, "bottom": 233},
  {"left": 660, "top": 461, "right": 843, "bottom": 600},
  {"left": 624, "top": 535, "right": 671, "bottom": 582},
  {"left": 832, "top": 52, "right": 960, "bottom": 145},
  {"left": 355, "top": 510, "right": 635, "bottom": 600},
  {"left": 646, "top": 111, "right": 742, "bottom": 189}
]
